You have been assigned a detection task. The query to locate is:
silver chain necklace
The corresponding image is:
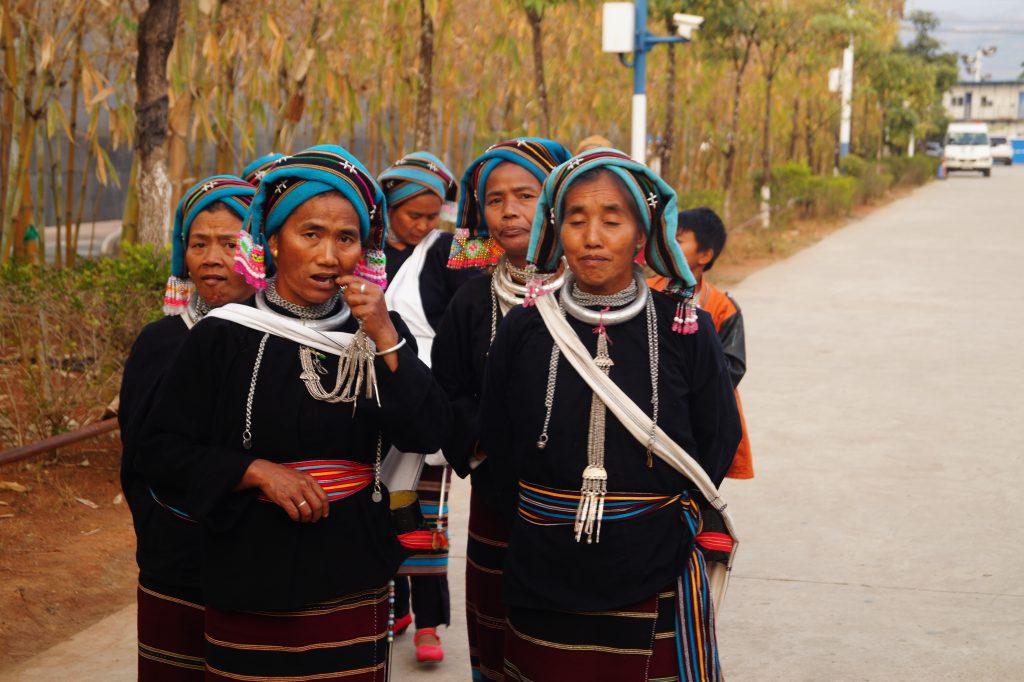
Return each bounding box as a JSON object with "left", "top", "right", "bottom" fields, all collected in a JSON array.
[
  {"left": 570, "top": 278, "right": 638, "bottom": 308},
  {"left": 490, "top": 257, "right": 566, "bottom": 343},
  {"left": 238, "top": 330, "right": 385, "bottom": 504},
  {"left": 560, "top": 267, "right": 649, "bottom": 327},
  {"left": 265, "top": 276, "right": 342, "bottom": 320},
  {"left": 255, "top": 290, "right": 351, "bottom": 332},
  {"left": 534, "top": 273, "right": 660, "bottom": 544}
]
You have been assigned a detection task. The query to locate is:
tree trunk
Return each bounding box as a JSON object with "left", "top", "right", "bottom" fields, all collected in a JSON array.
[
  {"left": 121, "top": 153, "right": 140, "bottom": 246},
  {"left": 64, "top": 20, "right": 84, "bottom": 267},
  {"left": 525, "top": 8, "right": 550, "bottom": 137},
  {"left": 804, "top": 98, "right": 815, "bottom": 172},
  {"left": 413, "top": 0, "right": 435, "bottom": 150},
  {"left": 0, "top": 0, "right": 16, "bottom": 254},
  {"left": 760, "top": 69, "right": 775, "bottom": 229},
  {"left": 722, "top": 47, "right": 751, "bottom": 221},
  {"left": 660, "top": 16, "right": 677, "bottom": 182},
  {"left": 134, "top": 0, "right": 179, "bottom": 247},
  {"left": 787, "top": 66, "right": 802, "bottom": 161}
]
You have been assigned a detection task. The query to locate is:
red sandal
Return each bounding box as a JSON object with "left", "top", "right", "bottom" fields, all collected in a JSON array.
[
  {"left": 393, "top": 612, "right": 412, "bottom": 636},
  {"left": 414, "top": 627, "right": 444, "bottom": 663}
]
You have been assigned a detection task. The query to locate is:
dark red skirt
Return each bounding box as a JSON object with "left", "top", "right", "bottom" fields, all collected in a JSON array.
[
  {"left": 465, "top": 489, "right": 511, "bottom": 682},
  {"left": 137, "top": 583, "right": 206, "bottom": 681},
  {"left": 204, "top": 585, "right": 390, "bottom": 681},
  {"left": 503, "top": 554, "right": 721, "bottom": 682}
]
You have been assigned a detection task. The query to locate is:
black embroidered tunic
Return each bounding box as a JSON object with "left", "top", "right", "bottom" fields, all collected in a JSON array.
[
  {"left": 138, "top": 301, "right": 452, "bottom": 612},
  {"left": 430, "top": 275, "right": 495, "bottom": 480},
  {"left": 479, "top": 291, "right": 741, "bottom": 612},
  {"left": 119, "top": 314, "right": 201, "bottom": 595}
]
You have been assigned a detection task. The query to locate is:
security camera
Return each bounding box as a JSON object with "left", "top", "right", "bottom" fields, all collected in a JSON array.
[{"left": 673, "top": 13, "right": 704, "bottom": 39}]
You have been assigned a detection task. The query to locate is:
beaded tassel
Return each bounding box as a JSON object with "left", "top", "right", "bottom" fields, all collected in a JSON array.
[
  {"left": 163, "top": 276, "right": 193, "bottom": 315},
  {"left": 671, "top": 300, "right": 699, "bottom": 335},
  {"left": 233, "top": 230, "right": 266, "bottom": 288},
  {"left": 354, "top": 248, "right": 388, "bottom": 289},
  {"left": 575, "top": 311, "right": 612, "bottom": 544},
  {"left": 682, "top": 299, "right": 699, "bottom": 334},
  {"left": 522, "top": 265, "right": 549, "bottom": 308},
  {"left": 446, "top": 227, "right": 503, "bottom": 269},
  {"left": 386, "top": 579, "right": 396, "bottom": 644}
]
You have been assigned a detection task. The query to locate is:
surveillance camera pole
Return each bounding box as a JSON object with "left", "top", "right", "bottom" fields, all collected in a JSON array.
[{"left": 618, "top": 1, "right": 692, "bottom": 164}]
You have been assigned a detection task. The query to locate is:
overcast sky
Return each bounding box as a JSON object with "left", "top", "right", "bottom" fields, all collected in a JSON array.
[{"left": 900, "top": 0, "right": 1024, "bottom": 81}]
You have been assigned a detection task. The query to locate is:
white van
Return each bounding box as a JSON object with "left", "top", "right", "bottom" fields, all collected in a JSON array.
[{"left": 944, "top": 122, "right": 992, "bottom": 176}]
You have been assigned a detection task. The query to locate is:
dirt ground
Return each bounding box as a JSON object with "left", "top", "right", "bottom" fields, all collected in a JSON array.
[
  {"left": 0, "top": 184, "right": 915, "bottom": 673},
  {"left": 0, "top": 435, "right": 136, "bottom": 668}
]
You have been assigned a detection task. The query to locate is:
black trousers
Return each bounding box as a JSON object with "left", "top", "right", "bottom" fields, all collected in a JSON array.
[{"left": 393, "top": 574, "right": 451, "bottom": 629}]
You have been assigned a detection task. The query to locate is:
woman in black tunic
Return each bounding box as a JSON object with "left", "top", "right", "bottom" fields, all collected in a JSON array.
[
  {"left": 120, "top": 175, "right": 255, "bottom": 681},
  {"left": 139, "top": 145, "right": 452, "bottom": 682},
  {"left": 430, "top": 137, "right": 570, "bottom": 681},
  {"left": 480, "top": 148, "right": 741, "bottom": 681}
]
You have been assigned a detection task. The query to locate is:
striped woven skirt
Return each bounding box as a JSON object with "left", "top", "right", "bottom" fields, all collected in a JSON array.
[
  {"left": 503, "top": 560, "right": 720, "bottom": 682},
  {"left": 465, "top": 489, "right": 511, "bottom": 682},
  {"left": 503, "top": 484, "right": 722, "bottom": 681},
  {"left": 137, "top": 582, "right": 206, "bottom": 680},
  {"left": 204, "top": 585, "right": 391, "bottom": 682}
]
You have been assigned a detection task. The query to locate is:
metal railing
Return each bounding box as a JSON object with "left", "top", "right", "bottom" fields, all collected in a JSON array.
[{"left": 0, "top": 418, "right": 118, "bottom": 467}]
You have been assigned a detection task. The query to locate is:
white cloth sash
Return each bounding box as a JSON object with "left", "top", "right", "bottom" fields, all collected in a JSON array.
[
  {"left": 206, "top": 303, "right": 358, "bottom": 356},
  {"left": 384, "top": 229, "right": 443, "bottom": 366}
]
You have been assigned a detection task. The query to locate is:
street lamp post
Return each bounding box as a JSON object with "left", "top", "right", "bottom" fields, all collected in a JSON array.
[{"left": 602, "top": 2, "right": 702, "bottom": 164}]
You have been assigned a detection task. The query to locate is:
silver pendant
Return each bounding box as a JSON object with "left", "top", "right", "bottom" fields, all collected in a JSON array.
[{"left": 371, "top": 490, "right": 383, "bottom": 503}]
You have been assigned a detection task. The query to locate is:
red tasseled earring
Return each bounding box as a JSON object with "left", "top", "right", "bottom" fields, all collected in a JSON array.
[{"left": 683, "top": 300, "right": 699, "bottom": 334}]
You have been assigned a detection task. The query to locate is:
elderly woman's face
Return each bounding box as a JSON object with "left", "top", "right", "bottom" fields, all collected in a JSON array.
[
  {"left": 560, "top": 172, "right": 645, "bottom": 295},
  {"left": 483, "top": 162, "right": 543, "bottom": 260},
  {"left": 268, "top": 192, "right": 362, "bottom": 307},
  {"left": 388, "top": 193, "right": 442, "bottom": 249},
  {"left": 185, "top": 208, "right": 253, "bottom": 307}
]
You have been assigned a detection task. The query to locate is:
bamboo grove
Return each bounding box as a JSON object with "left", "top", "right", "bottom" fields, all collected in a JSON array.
[{"left": 0, "top": 0, "right": 957, "bottom": 262}]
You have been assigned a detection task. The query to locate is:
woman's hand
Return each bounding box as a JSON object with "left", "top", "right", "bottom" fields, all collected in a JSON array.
[
  {"left": 337, "top": 274, "right": 402, "bottom": 370},
  {"left": 238, "top": 459, "right": 330, "bottom": 523}
]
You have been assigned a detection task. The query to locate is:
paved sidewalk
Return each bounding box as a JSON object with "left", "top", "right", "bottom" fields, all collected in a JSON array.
[{"left": 3, "top": 166, "right": 1023, "bottom": 680}]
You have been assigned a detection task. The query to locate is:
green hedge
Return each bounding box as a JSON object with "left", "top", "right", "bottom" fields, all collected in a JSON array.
[{"left": 0, "top": 245, "right": 167, "bottom": 444}]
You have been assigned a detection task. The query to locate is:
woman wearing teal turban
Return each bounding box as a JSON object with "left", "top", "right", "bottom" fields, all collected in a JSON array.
[
  {"left": 480, "top": 148, "right": 741, "bottom": 682},
  {"left": 140, "top": 146, "right": 453, "bottom": 681},
  {"left": 122, "top": 175, "right": 255, "bottom": 681}
]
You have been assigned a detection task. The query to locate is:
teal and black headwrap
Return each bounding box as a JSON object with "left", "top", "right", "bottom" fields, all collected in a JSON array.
[
  {"left": 448, "top": 137, "right": 571, "bottom": 268},
  {"left": 234, "top": 145, "right": 389, "bottom": 289},
  {"left": 528, "top": 147, "right": 697, "bottom": 296},
  {"left": 241, "top": 152, "right": 285, "bottom": 186},
  {"left": 164, "top": 175, "right": 255, "bottom": 315},
  {"left": 378, "top": 152, "right": 456, "bottom": 208}
]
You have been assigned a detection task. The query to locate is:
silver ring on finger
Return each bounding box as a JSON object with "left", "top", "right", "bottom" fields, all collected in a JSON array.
[
  {"left": 360, "top": 282, "right": 366, "bottom": 294},
  {"left": 297, "top": 500, "right": 308, "bottom": 508}
]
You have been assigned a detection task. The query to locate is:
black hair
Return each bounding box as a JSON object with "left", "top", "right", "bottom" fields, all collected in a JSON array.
[
  {"left": 678, "top": 207, "right": 726, "bottom": 271},
  {"left": 569, "top": 167, "right": 645, "bottom": 229},
  {"left": 199, "top": 200, "right": 232, "bottom": 215}
]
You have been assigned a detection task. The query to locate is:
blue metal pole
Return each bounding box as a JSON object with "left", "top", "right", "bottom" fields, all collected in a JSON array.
[{"left": 631, "top": 0, "right": 648, "bottom": 162}]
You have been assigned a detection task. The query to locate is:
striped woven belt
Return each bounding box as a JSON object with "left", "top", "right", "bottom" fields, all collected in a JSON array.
[
  {"left": 256, "top": 459, "right": 373, "bottom": 503},
  {"left": 519, "top": 481, "right": 734, "bottom": 555},
  {"left": 518, "top": 481, "right": 681, "bottom": 526}
]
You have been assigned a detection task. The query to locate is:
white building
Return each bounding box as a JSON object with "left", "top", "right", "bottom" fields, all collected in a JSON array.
[{"left": 943, "top": 81, "right": 1024, "bottom": 138}]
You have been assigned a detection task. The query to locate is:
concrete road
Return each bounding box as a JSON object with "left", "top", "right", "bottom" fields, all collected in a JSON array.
[{"left": 3, "top": 166, "right": 1022, "bottom": 680}]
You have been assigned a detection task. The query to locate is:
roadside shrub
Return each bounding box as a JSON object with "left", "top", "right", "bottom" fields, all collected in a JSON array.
[
  {"left": 805, "top": 176, "right": 857, "bottom": 219},
  {"left": 0, "top": 245, "right": 167, "bottom": 446},
  {"left": 839, "top": 154, "right": 868, "bottom": 179},
  {"left": 884, "top": 156, "right": 940, "bottom": 186}
]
